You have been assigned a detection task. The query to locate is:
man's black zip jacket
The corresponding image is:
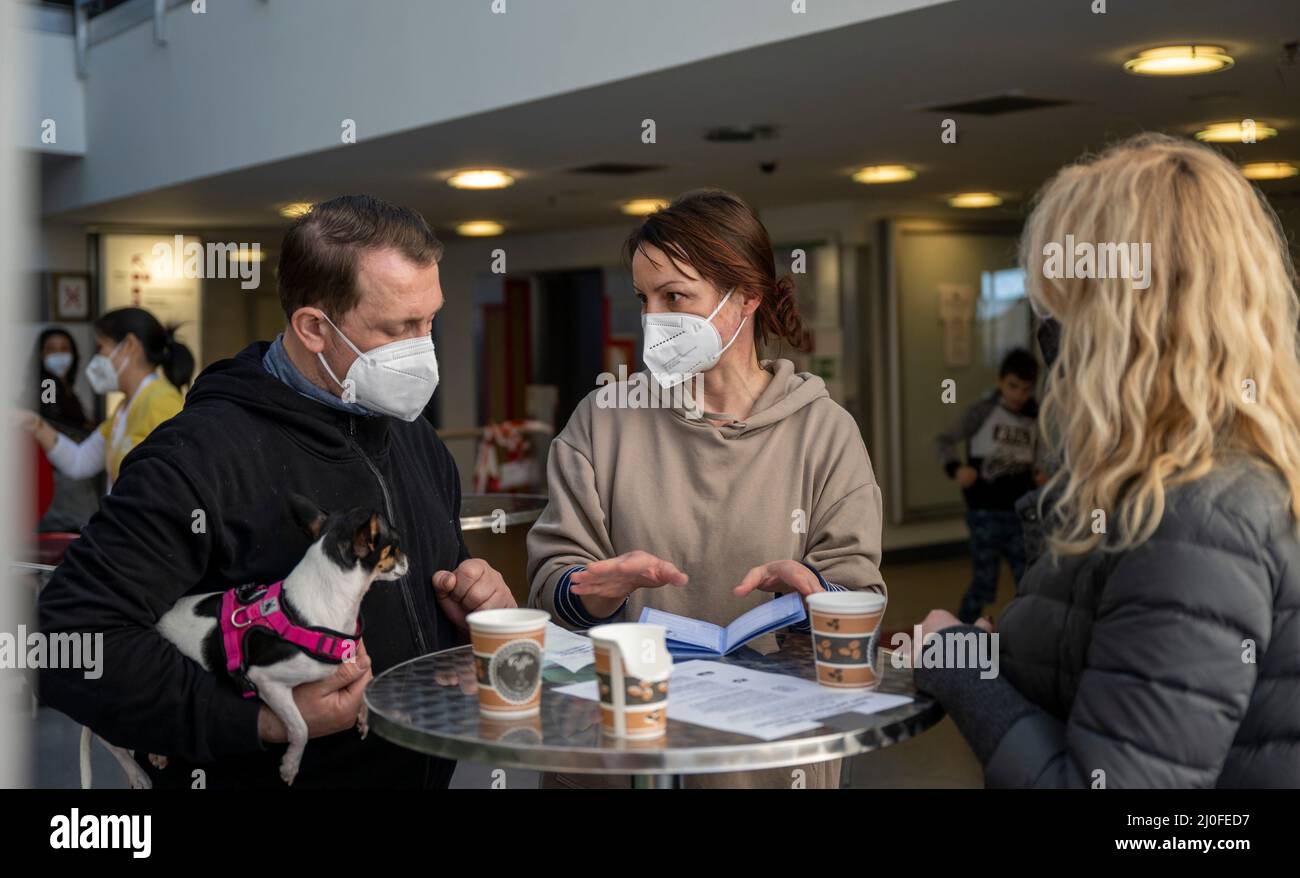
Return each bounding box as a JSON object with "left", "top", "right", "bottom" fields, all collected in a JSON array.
[{"left": 38, "top": 341, "right": 468, "bottom": 788}]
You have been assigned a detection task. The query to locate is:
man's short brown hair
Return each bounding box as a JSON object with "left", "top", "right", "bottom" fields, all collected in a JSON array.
[{"left": 277, "top": 194, "right": 443, "bottom": 320}]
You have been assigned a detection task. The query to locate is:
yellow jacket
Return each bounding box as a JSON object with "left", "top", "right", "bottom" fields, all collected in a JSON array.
[{"left": 98, "top": 375, "right": 184, "bottom": 483}]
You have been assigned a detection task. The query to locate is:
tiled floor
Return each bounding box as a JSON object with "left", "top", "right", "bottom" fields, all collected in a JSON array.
[{"left": 37, "top": 553, "right": 1017, "bottom": 790}]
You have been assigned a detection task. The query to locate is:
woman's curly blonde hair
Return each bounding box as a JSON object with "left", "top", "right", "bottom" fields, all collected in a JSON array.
[{"left": 1021, "top": 133, "right": 1300, "bottom": 556}]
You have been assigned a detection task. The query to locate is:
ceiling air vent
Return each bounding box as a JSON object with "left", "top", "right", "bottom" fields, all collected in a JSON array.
[
  {"left": 704, "top": 124, "right": 778, "bottom": 143},
  {"left": 567, "top": 163, "right": 665, "bottom": 175},
  {"left": 923, "top": 93, "right": 1073, "bottom": 115}
]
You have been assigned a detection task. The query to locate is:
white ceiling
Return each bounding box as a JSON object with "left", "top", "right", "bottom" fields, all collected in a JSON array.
[{"left": 43, "top": 0, "right": 1300, "bottom": 233}]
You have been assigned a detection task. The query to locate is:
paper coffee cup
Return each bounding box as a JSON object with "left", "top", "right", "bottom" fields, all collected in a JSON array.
[
  {"left": 588, "top": 623, "right": 671, "bottom": 739},
  {"left": 807, "top": 591, "right": 887, "bottom": 689},
  {"left": 467, "top": 608, "right": 549, "bottom": 717}
]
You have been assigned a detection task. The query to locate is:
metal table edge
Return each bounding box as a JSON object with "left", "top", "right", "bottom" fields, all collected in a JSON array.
[{"left": 364, "top": 645, "right": 945, "bottom": 776}]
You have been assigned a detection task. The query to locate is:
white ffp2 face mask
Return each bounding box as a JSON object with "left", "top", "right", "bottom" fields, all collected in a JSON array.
[
  {"left": 85, "top": 341, "right": 125, "bottom": 395},
  {"left": 641, "top": 288, "right": 748, "bottom": 389},
  {"left": 317, "top": 313, "right": 439, "bottom": 422}
]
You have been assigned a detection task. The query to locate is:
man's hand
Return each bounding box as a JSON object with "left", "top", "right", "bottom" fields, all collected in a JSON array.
[
  {"left": 432, "top": 558, "right": 516, "bottom": 630},
  {"left": 258, "top": 640, "right": 373, "bottom": 744},
  {"left": 955, "top": 465, "right": 979, "bottom": 488},
  {"left": 733, "top": 560, "right": 823, "bottom": 598}
]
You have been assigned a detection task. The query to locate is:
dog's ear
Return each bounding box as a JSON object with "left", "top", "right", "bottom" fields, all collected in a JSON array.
[
  {"left": 288, "top": 493, "right": 328, "bottom": 540},
  {"left": 350, "top": 513, "right": 379, "bottom": 559}
]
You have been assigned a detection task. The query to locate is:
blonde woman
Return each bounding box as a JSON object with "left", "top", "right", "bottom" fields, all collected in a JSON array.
[{"left": 912, "top": 133, "right": 1300, "bottom": 787}]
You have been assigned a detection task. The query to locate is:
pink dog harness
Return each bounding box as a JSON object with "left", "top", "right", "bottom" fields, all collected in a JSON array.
[{"left": 221, "top": 581, "right": 361, "bottom": 699}]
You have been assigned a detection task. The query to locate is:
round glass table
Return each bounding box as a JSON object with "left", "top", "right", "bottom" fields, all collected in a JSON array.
[{"left": 365, "top": 633, "right": 942, "bottom": 788}]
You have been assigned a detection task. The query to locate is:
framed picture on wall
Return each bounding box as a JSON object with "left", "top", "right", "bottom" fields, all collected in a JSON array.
[{"left": 51, "top": 273, "right": 91, "bottom": 321}]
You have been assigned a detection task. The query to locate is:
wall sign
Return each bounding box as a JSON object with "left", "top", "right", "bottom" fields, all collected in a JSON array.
[{"left": 51, "top": 273, "right": 91, "bottom": 321}]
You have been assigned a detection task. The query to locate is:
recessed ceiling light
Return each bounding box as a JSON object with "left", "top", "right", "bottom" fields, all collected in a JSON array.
[
  {"left": 1196, "top": 121, "right": 1279, "bottom": 143},
  {"left": 230, "top": 248, "right": 267, "bottom": 262},
  {"left": 456, "top": 220, "right": 505, "bottom": 236},
  {"left": 948, "top": 192, "right": 1003, "bottom": 209},
  {"left": 447, "top": 169, "right": 515, "bottom": 190},
  {"left": 1124, "top": 45, "right": 1233, "bottom": 76},
  {"left": 1240, "top": 161, "right": 1299, "bottom": 181},
  {"left": 278, "top": 202, "right": 314, "bottom": 219},
  {"left": 620, "top": 198, "right": 669, "bottom": 216},
  {"left": 852, "top": 164, "right": 917, "bottom": 184}
]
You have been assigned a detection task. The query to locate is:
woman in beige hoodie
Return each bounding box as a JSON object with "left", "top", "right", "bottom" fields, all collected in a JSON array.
[{"left": 526, "top": 188, "right": 885, "bottom": 788}]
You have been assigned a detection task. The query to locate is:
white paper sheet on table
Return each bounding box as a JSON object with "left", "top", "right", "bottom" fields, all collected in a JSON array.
[
  {"left": 554, "top": 659, "right": 912, "bottom": 741},
  {"left": 543, "top": 623, "right": 595, "bottom": 672}
]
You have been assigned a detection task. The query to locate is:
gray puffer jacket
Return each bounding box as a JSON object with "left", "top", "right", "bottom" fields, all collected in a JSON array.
[{"left": 921, "top": 455, "right": 1300, "bottom": 788}]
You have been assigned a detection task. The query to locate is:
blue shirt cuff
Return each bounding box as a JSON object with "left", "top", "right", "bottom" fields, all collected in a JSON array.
[
  {"left": 553, "top": 565, "right": 627, "bottom": 629},
  {"left": 791, "top": 562, "right": 846, "bottom": 631}
]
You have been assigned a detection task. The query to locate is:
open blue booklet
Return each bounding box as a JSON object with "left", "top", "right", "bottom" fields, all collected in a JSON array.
[{"left": 637, "top": 591, "right": 807, "bottom": 658}]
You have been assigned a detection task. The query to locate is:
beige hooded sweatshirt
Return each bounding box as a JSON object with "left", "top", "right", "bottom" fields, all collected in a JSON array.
[
  {"left": 528, "top": 358, "right": 885, "bottom": 629},
  {"left": 525, "top": 359, "right": 885, "bottom": 789}
]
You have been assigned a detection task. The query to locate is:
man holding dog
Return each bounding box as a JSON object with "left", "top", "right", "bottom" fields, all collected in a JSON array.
[{"left": 39, "top": 195, "right": 514, "bottom": 788}]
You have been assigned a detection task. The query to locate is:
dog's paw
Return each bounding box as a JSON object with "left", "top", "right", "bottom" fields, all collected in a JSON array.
[
  {"left": 148, "top": 754, "right": 169, "bottom": 770},
  {"left": 356, "top": 705, "right": 369, "bottom": 740},
  {"left": 279, "top": 758, "right": 300, "bottom": 786}
]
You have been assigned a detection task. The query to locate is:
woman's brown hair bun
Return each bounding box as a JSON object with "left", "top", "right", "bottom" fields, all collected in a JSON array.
[{"left": 767, "top": 273, "right": 811, "bottom": 352}]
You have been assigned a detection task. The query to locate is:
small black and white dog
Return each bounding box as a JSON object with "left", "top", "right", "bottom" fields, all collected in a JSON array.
[{"left": 82, "top": 494, "right": 408, "bottom": 788}]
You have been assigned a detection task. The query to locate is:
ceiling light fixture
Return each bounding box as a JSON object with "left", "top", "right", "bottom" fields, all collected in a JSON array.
[
  {"left": 447, "top": 169, "right": 515, "bottom": 190},
  {"left": 620, "top": 198, "right": 669, "bottom": 216},
  {"left": 456, "top": 220, "right": 505, "bottom": 236},
  {"left": 1240, "top": 161, "right": 1299, "bottom": 180},
  {"left": 852, "top": 164, "right": 918, "bottom": 184},
  {"left": 278, "top": 202, "right": 314, "bottom": 219},
  {"left": 1124, "top": 45, "right": 1233, "bottom": 76},
  {"left": 948, "top": 192, "right": 1003, "bottom": 208},
  {"left": 1196, "top": 121, "right": 1278, "bottom": 143}
]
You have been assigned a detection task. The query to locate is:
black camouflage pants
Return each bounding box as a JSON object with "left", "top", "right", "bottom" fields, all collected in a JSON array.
[{"left": 958, "top": 508, "right": 1026, "bottom": 623}]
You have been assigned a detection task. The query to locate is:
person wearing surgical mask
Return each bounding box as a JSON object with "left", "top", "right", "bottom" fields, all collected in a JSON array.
[
  {"left": 26, "top": 327, "right": 98, "bottom": 531},
  {"left": 21, "top": 308, "right": 190, "bottom": 492},
  {"left": 38, "top": 195, "right": 513, "bottom": 791},
  {"left": 527, "top": 188, "right": 886, "bottom": 789},
  {"left": 32, "top": 327, "right": 90, "bottom": 435}
]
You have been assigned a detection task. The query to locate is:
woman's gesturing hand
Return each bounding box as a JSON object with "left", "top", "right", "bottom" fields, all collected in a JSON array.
[
  {"left": 733, "top": 560, "right": 823, "bottom": 597},
  {"left": 569, "top": 550, "right": 689, "bottom": 617}
]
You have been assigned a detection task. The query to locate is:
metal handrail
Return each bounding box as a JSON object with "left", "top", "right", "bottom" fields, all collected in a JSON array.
[
  {"left": 13, "top": 562, "right": 58, "bottom": 576},
  {"left": 74, "top": 0, "right": 88, "bottom": 77}
]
